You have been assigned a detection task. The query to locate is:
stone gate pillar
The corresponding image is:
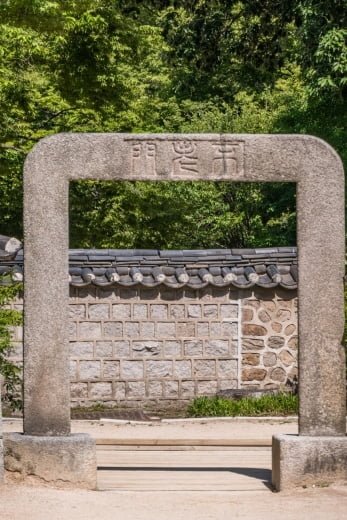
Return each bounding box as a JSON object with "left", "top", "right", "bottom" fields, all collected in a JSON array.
[{"left": 3, "top": 133, "right": 346, "bottom": 489}]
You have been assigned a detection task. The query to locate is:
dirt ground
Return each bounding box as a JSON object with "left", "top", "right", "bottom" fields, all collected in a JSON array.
[
  {"left": 3, "top": 415, "right": 299, "bottom": 439},
  {"left": 1, "top": 481, "right": 347, "bottom": 520},
  {"left": 1, "top": 417, "right": 346, "bottom": 520}
]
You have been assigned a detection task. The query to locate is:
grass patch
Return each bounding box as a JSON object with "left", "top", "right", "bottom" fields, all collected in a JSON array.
[{"left": 187, "top": 393, "right": 298, "bottom": 417}]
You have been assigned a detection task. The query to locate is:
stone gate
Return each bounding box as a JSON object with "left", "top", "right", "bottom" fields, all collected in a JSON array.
[{"left": 4, "top": 133, "right": 347, "bottom": 490}]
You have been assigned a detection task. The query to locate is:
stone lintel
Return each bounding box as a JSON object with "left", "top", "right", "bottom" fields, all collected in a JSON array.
[
  {"left": 272, "top": 434, "right": 347, "bottom": 491},
  {"left": 4, "top": 433, "right": 96, "bottom": 489},
  {"left": 23, "top": 133, "right": 345, "bottom": 436}
]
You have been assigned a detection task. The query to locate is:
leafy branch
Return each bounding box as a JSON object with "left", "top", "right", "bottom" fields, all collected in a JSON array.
[{"left": 0, "top": 277, "right": 23, "bottom": 411}]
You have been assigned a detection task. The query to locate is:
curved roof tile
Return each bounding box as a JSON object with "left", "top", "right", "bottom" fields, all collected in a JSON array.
[{"left": 0, "top": 238, "right": 297, "bottom": 290}]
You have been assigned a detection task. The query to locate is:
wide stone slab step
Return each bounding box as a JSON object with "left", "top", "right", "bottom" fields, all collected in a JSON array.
[
  {"left": 97, "top": 447, "right": 272, "bottom": 491},
  {"left": 95, "top": 438, "right": 271, "bottom": 447}
]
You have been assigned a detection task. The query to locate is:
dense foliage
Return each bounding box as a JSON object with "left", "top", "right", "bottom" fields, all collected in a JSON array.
[
  {"left": 0, "top": 279, "right": 22, "bottom": 410},
  {"left": 0, "top": 0, "right": 346, "bottom": 248}
]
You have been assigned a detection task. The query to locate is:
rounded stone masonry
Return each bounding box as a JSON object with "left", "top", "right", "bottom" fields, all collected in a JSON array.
[
  {"left": 4, "top": 433, "right": 97, "bottom": 489},
  {"left": 272, "top": 434, "right": 347, "bottom": 491}
]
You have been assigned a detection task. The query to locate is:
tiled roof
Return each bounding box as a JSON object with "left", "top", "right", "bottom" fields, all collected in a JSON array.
[{"left": 0, "top": 239, "right": 297, "bottom": 290}]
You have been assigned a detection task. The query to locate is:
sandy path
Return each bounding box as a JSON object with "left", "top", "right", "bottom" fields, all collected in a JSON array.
[
  {"left": 2, "top": 418, "right": 346, "bottom": 520},
  {"left": 3, "top": 416, "right": 299, "bottom": 439},
  {"left": 0, "top": 483, "right": 346, "bottom": 520}
]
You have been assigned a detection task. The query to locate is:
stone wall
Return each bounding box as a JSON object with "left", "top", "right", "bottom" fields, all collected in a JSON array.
[
  {"left": 8, "top": 286, "right": 297, "bottom": 408},
  {"left": 241, "top": 288, "right": 298, "bottom": 389},
  {"left": 67, "top": 285, "right": 240, "bottom": 407}
]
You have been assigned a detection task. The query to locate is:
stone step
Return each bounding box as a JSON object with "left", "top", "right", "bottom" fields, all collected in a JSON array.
[
  {"left": 97, "top": 447, "right": 272, "bottom": 491},
  {"left": 97, "top": 448, "right": 271, "bottom": 467},
  {"left": 95, "top": 438, "right": 271, "bottom": 447}
]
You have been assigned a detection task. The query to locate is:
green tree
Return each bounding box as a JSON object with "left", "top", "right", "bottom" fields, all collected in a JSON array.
[
  {"left": 296, "top": 0, "right": 346, "bottom": 98},
  {"left": 159, "top": 0, "right": 297, "bottom": 101},
  {"left": 0, "top": 0, "right": 177, "bottom": 240},
  {"left": 0, "top": 0, "right": 345, "bottom": 249},
  {"left": 0, "top": 280, "right": 22, "bottom": 410}
]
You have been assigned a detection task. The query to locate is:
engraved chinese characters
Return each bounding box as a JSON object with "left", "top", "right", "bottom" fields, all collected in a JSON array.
[
  {"left": 212, "top": 140, "right": 242, "bottom": 176},
  {"left": 172, "top": 141, "right": 198, "bottom": 175},
  {"left": 131, "top": 141, "right": 157, "bottom": 177},
  {"left": 127, "top": 138, "right": 244, "bottom": 178}
]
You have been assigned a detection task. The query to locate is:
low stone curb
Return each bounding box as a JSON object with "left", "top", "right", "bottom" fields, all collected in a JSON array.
[
  {"left": 98, "top": 415, "right": 299, "bottom": 425},
  {"left": 161, "top": 416, "right": 299, "bottom": 423}
]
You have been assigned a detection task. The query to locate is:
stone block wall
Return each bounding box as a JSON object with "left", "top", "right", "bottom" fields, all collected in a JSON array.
[
  {"left": 67, "top": 285, "right": 240, "bottom": 407},
  {"left": 7, "top": 286, "right": 297, "bottom": 408}
]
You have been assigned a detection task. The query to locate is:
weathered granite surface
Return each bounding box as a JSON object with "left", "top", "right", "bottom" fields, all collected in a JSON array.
[
  {"left": 4, "top": 433, "right": 97, "bottom": 489},
  {"left": 22, "top": 133, "right": 345, "bottom": 490},
  {"left": 23, "top": 133, "right": 345, "bottom": 436},
  {"left": 272, "top": 434, "right": 347, "bottom": 491}
]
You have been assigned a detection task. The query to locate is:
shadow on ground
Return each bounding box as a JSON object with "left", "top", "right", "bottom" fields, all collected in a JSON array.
[{"left": 98, "top": 466, "right": 272, "bottom": 489}]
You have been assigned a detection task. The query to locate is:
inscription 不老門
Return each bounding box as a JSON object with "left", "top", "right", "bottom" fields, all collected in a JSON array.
[{"left": 127, "top": 138, "right": 244, "bottom": 179}]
